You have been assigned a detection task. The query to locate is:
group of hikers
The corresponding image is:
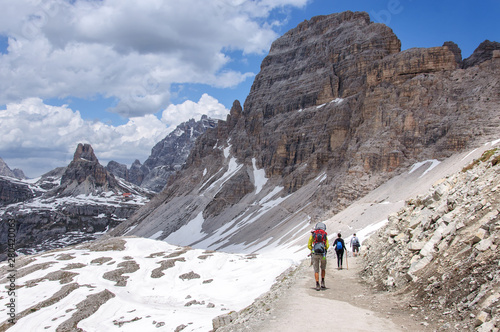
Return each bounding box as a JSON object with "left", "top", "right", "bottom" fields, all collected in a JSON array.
[{"left": 307, "top": 222, "right": 360, "bottom": 291}]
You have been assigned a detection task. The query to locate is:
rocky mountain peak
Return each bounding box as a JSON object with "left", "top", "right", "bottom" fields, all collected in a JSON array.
[
  {"left": 0, "top": 158, "right": 30, "bottom": 206},
  {"left": 0, "top": 157, "right": 26, "bottom": 180},
  {"left": 106, "top": 116, "right": 218, "bottom": 192},
  {"left": 1, "top": 143, "right": 153, "bottom": 258},
  {"left": 58, "top": 143, "right": 118, "bottom": 196},
  {"left": 226, "top": 100, "right": 243, "bottom": 130},
  {"left": 463, "top": 39, "right": 500, "bottom": 69},
  {"left": 73, "top": 143, "right": 99, "bottom": 163},
  {"left": 442, "top": 41, "right": 462, "bottom": 65},
  {"left": 243, "top": 11, "right": 401, "bottom": 119}
]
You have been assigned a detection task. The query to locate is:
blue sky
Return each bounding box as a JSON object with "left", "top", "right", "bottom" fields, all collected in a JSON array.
[{"left": 0, "top": 0, "right": 498, "bottom": 177}]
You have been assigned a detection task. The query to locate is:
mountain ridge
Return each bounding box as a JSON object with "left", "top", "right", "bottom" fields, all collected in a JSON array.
[
  {"left": 0, "top": 10, "right": 499, "bottom": 332},
  {"left": 106, "top": 115, "right": 218, "bottom": 192}
]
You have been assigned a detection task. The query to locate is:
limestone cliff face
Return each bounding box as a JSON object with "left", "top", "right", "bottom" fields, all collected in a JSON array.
[
  {"left": 243, "top": 11, "right": 401, "bottom": 119},
  {"left": 0, "top": 177, "right": 34, "bottom": 206},
  {"left": 118, "top": 11, "right": 500, "bottom": 250},
  {"left": 196, "top": 11, "right": 499, "bottom": 199}
]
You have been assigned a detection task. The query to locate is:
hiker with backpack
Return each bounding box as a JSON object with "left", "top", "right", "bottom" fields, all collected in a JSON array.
[
  {"left": 333, "top": 233, "right": 346, "bottom": 269},
  {"left": 350, "top": 233, "right": 360, "bottom": 257},
  {"left": 307, "top": 222, "right": 329, "bottom": 291}
]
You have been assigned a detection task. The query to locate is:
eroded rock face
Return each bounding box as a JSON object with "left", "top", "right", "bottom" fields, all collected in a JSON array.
[
  {"left": 106, "top": 161, "right": 129, "bottom": 181},
  {"left": 120, "top": 11, "right": 499, "bottom": 249},
  {"left": 0, "top": 177, "right": 34, "bottom": 206},
  {"left": 139, "top": 116, "right": 218, "bottom": 192},
  {"left": 463, "top": 40, "right": 500, "bottom": 69},
  {"left": 59, "top": 143, "right": 119, "bottom": 196},
  {"left": 243, "top": 11, "right": 401, "bottom": 120}
]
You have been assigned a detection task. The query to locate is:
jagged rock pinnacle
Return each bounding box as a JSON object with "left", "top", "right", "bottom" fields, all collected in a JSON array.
[{"left": 73, "top": 143, "right": 99, "bottom": 163}]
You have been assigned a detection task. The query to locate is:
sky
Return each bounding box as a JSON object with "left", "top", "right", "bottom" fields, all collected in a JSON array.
[{"left": 0, "top": 0, "right": 498, "bottom": 178}]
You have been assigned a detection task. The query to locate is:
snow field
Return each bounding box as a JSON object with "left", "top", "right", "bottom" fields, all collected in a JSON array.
[{"left": 1, "top": 237, "right": 298, "bottom": 331}]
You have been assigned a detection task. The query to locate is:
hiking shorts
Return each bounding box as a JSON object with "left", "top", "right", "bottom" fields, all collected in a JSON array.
[
  {"left": 352, "top": 245, "right": 360, "bottom": 253},
  {"left": 311, "top": 253, "right": 327, "bottom": 273}
]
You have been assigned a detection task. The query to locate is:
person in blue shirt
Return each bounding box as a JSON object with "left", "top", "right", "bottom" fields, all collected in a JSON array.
[{"left": 333, "top": 233, "right": 346, "bottom": 269}]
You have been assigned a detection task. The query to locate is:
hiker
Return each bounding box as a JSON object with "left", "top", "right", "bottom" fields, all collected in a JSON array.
[
  {"left": 350, "top": 233, "right": 360, "bottom": 257},
  {"left": 333, "top": 233, "right": 346, "bottom": 269},
  {"left": 308, "top": 222, "right": 329, "bottom": 291}
]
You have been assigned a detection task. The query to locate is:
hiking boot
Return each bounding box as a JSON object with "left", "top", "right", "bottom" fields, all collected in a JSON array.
[
  {"left": 321, "top": 280, "right": 325, "bottom": 289},
  {"left": 315, "top": 282, "right": 320, "bottom": 291}
]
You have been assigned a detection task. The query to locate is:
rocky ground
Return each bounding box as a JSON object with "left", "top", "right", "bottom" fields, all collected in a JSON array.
[{"left": 360, "top": 147, "right": 500, "bottom": 331}]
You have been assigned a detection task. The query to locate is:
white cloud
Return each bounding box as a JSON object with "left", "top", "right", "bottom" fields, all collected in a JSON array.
[
  {"left": 161, "top": 93, "right": 229, "bottom": 126},
  {"left": 0, "top": 95, "right": 228, "bottom": 178},
  {"left": 0, "top": 0, "right": 310, "bottom": 177},
  {"left": 0, "top": 0, "right": 308, "bottom": 117}
]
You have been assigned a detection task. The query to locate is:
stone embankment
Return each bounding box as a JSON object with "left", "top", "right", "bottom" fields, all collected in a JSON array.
[{"left": 361, "top": 148, "right": 500, "bottom": 331}]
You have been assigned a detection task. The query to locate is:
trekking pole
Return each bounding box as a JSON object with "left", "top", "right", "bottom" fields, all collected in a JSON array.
[{"left": 345, "top": 249, "right": 349, "bottom": 270}]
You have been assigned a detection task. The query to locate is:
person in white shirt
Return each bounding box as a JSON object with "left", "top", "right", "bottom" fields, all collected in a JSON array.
[{"left": 350, "top": 233, "right": 360, "bottom": 257}]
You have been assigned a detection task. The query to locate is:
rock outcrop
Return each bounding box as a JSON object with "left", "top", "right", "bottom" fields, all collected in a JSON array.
[
  {"left": 463, "top": 40, "right": 500, "bottom": 69},
  {"left": 113, "top": 11, "right": 499, "bottom": 253},
  {"left": 361, "top": 148, "right": 500, "bottom": 331},
  {"left": 0, "top": 157, "right": 26, "bottom": 180},
  {"left": 57, "top": 143, "right": 119, "bottom": 196},
  {"left": 0, "top": 176, "right": 35, "bottom": 206}
]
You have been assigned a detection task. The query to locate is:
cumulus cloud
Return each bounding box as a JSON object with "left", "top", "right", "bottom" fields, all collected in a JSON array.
[
  {"left": 0, "top": 0, "right": 308, "bottom": 117},
  {"left": 161, "top": 94, "right": 229, "bottom": 126},
  {"left": 0, "top": 96, "right": 228, "bottom": 178}
]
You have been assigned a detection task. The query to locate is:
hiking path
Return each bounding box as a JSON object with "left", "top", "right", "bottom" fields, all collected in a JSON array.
[{"left": 232, "top": 252, "right": 442, "bottom": 332}]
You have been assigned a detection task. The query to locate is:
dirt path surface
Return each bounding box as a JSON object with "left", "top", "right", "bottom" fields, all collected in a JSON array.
[{"left": 227, "top": 253, "right": 442, "bottom": 332}]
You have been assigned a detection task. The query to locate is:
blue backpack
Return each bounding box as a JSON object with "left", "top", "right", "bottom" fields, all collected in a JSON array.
[{"left": 336, "top": 240, "right": 343, "bottom": 250}]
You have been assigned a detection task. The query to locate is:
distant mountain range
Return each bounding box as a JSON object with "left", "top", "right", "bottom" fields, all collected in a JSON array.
[
  {"left": 0, "top": 115, "right": 217, "bottom": 259},
  {"left": 106, "top": 115, "right": 218, "bottom": 192},
  {"left": 0, "top": 144, "right": 153, "bottom": 259}
]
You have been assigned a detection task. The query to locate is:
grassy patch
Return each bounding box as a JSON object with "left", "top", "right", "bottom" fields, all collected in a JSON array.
[{"left": 462, "top": 148, "right": 498, "bottom": 172}]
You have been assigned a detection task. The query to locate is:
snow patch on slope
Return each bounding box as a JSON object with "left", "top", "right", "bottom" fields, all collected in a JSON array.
[
  {"left": 252, "top": 158, "right": 267, "bottom": 195},
  {"left": 409, "top": 159, "right": 441, "bottom": 178},
  {"left": 165, "top": 211, "right": 206, "bottom": 246}
]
